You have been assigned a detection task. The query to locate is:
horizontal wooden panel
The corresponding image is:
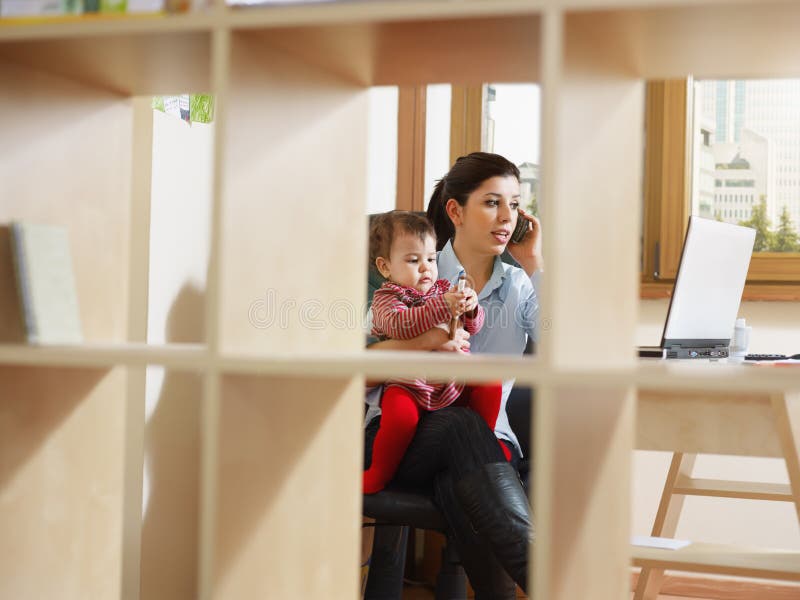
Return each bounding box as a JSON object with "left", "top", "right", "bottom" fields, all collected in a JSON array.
[
  {"left": 226, "top": 0, "right": 780, "bottom": 30},
  {"left": 235, "top": 15, "right": 540, "bottom": 86},
  {"left": 0, "top": 31, "right": 210, "bottom": 95},
  {"left": 1, "top": 347, "right": 799, "bottom": 395},
  {"left": 570, "top": 3, "right": 800, "bottom": 80},
  {"left": 0, "top": 343, "right": 207, "bottom": 369}
]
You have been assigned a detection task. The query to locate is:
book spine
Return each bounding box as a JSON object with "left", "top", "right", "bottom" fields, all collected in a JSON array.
[{"left": 10, "top": 223, "right": 39, "bottom": 344}]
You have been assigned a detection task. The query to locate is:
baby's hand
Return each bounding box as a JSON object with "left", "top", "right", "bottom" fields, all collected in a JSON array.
[
  {"left": 463, "top": 287, "right": 478, "bottom": 314},
  {"left": 444, "top": 289, "right": 467, "bottom": 317}
]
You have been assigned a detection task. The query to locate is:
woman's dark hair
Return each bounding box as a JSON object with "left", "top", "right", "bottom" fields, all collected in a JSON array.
[
  {"left": 426, "top": 152, "right": 520, "bottom": 251},
  {"left": 369, "top": 210, "right": 435, "bottom": 266}
]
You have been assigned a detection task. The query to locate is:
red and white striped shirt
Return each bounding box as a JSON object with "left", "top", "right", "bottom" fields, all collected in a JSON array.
[{"left": 371, "top": 279, "right": 485, "bottom": 410}]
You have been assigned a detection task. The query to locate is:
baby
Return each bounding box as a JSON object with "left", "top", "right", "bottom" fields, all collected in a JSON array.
[{"left": 364, "top": 211, "right": 503, "bottom": 494}]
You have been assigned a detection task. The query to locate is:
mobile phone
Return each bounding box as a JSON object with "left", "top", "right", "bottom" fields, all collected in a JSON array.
[{"left": 510, "top": 217, "right": 528, "bottom": 244}]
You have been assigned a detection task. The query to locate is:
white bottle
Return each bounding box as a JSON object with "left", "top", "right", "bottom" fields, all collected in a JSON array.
[{"left": 730, "top": 317, "right": 751, "bottom": 360}]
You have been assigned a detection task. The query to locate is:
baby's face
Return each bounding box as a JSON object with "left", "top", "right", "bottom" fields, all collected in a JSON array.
[{"left": 383, "top": 232, "right": 438, "bottom": 293}]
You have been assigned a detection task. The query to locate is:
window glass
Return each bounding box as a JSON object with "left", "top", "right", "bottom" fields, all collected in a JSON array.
[
  {"left": 692, "top": 79, "right": 800, "bottom": 252},
  {"left": 366, "top": 86, "right": 398, "bottom": 214},
  {"left": 483, "top": 83, "right": 541, "bottom": 215},
  {"left": 423, "top": 84, "right": 452, "bottom": 210}
]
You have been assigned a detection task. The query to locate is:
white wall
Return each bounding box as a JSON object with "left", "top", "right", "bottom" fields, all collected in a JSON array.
[
  {"left": 141, "top": 109, "right": 213, "bottom": 599},
  {"left": 634, "top": 299, "right": 800, "bottom": 551},
  {"left": 366, "top": 86, "right": 397, "bottom": 215}
]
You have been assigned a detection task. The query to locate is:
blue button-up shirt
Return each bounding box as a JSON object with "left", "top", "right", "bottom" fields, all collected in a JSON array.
[{"left": 436, "top": 240, "right": 539, "bottom": 454}]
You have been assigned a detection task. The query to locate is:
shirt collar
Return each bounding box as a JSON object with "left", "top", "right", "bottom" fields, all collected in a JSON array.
[{"left": 438, "top": 239, "right": 509, "bottom": 301}]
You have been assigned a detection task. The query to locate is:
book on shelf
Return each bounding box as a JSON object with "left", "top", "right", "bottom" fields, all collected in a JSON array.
[{"left": 9, "top": 221, "right": 83, "bottom": 345}]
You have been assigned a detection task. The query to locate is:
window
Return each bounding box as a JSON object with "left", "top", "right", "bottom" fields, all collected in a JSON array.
[{"left": 643, "top": 80, "right": 800, "bottom": 300}]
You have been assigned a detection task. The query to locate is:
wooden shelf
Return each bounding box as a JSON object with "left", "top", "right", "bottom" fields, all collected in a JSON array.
[
  {"left": 632, "top": 542, "right": 800, "bottom": 581},
  {"left": 0, "top": 342, "right": 207, "bottom": 369},
  {"left": 217, "top": 352, "right": 800, "bottom": 393},
  {"left": 0, "top": 11, "right": 216, "bottom": 41},
  {"left": 225, "top": 0, "right": 542, "bottom": 28}
]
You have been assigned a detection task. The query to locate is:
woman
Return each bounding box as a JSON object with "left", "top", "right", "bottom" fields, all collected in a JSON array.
[{"left": 365, "top": 152, "right": 540, "bottom": 599}]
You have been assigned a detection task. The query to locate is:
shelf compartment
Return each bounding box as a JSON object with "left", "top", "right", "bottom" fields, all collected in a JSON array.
[
  {"left": 209, "top": 372, "right": 363, "bottom": 598},
  {"left": 0, "top": 365, "right": 129, "bottom": 598}
]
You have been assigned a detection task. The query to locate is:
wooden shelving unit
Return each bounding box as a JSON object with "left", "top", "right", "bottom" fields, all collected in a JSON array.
[{"left": 2, "top": 1, "right": 800, "bottom": 599}]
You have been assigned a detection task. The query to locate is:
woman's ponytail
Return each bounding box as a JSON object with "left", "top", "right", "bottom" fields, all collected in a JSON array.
[{"left": 426, "top": 178, "right": 453, "bottom": 251}]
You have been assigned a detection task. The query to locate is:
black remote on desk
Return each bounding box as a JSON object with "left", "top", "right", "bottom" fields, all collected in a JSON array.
[{"left": 744, "top": 353, "right": 799, "bottom": 361}]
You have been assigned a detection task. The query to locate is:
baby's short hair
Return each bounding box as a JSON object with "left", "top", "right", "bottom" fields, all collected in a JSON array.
[{"left": 369, "top": 211, "right": 436, "bottom": 265}]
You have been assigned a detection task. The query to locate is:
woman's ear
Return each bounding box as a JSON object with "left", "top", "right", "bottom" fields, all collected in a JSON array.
[
  {"left": 375, "top": 257, "right": 391, "bottom": 279},
  {"left": 445, "top": 198, "right": 463, "bottom": 227}
]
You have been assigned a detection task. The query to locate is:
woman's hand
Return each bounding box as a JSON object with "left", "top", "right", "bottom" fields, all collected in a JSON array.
[
  {"left": 366, "top": 327, "right": 469, "bottom": 352},
  {"left": 506, "top": 208, "right": 543, "bottom": 276},
  {"left": 444, "top": 289, "right": 467, "bottom": 317},
  {"left": 435, "top": 327, "right": 470, "bottom": 353},
  {"left": 463, "top": 287, "right": 479, "bottom": 314}
]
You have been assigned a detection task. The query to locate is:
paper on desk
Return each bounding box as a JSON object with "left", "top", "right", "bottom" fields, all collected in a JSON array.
[
  {"left": 749, "top": 359, "right": 800, "bottom": 367},
  {"left": 631, "top": 535, "right": 692, "bottom": 550}
]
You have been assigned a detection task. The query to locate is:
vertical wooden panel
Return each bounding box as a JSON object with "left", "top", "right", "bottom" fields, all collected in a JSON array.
[
  {"left": 200, "top": 26, "right": 231, "bottom": 600},
  {"left": 209, "top": 30, "right": 367, "bottom": 600},
  {"left": 396, "top": 85, "right": 427, "bottom": 212},
  {"left": 535, "top": 8, "right": 641, "bottom": 600},
  {"left": 121, "top": 97, "right": 153, "bottom": 600}
]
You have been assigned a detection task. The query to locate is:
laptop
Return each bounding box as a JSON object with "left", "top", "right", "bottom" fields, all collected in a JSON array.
[{"left": 639, "top": 216, "right": 756, "bottom": 359}]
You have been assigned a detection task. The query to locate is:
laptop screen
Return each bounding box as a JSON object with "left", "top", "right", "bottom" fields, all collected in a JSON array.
[{"left": 661, "top": 217, "right": 756, "bottom": 348}]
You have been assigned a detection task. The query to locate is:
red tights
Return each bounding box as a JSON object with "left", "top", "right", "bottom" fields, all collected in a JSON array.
[{"left": 363, "top": 383, "right": 508, "bottom": 494}]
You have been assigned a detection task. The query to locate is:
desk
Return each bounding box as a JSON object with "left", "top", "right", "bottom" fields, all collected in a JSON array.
[{"left": 633, "top": 388, "right": 800, "bottom": 596}]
